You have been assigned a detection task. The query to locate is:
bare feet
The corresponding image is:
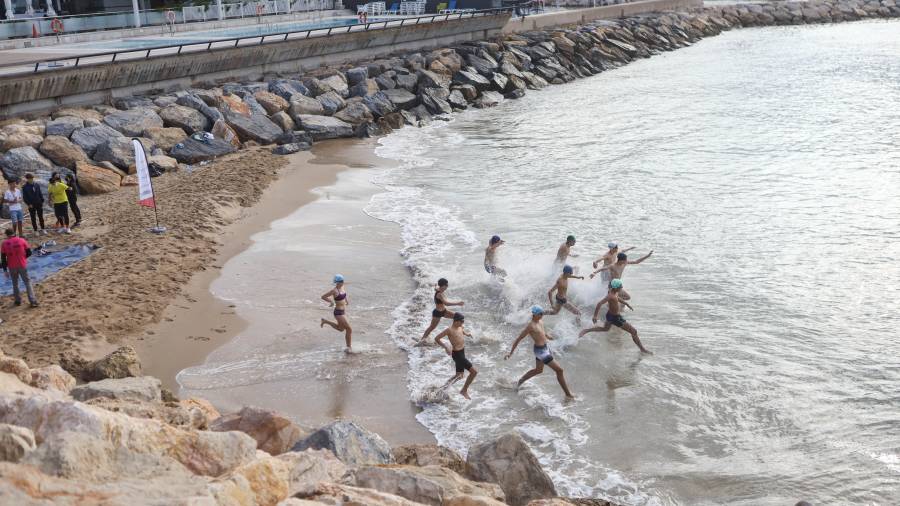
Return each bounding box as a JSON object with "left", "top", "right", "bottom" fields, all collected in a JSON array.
[
  {"left": 641, "top": 349, "right": 653, "bottom": 355},
  {"left": 343, "top": 346, "right": 353, "bottom": 354},
  {"left": 320, "top": 319, "right": 326, "bottom": 328},
  {"left": 461, "top": 389, "right": 471, "bottom": 400}
]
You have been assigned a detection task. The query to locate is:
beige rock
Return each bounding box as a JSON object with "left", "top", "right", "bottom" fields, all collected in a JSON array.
[
  {"left": 211, "top": 119, "right": 242, "bottom": 149},
  {"left": 352, "top": 465, "right": 505, "bottom": 506},
  {"left": 270, "top": 111, "right": 295, "bottom": 133},
  {"left": 74, "top": 161, "right": 122, "bottom": 195},
  {"left": 277, "top": 499, "right": 323, "bottom": 505},
  {"left": 255, "top": 91, "right": 290, "bottom": 114},
  {"left": 29, "top": 365, "right": 76, "bottom": 393},
  {"left": 447, "top": 495, "right": 508, "bottom": 506},
  {"left": 465, "top": 432, "right": 556, "bottom": 506},
  {"left": 143, "top": 126, "right": 188, "bottom": 151},
  {"left": 2, "top": 122, "right": 45, "bottom": 137},
  {"left": 87, "top": 345, "right": 142, "bottom": 380},
  {"left": 52, "top": 107, "right": 104, "bottom": 122},
  {"left": 277, "top": 449, "right": 347, "bottom": 497},
  {"left": 180, "top": 397, "right": 221, "bottom": 429},
  {"left": 84, "top": 396, "right": 205, "bottom": 429},
  {"left": 71, "top": 376, "right": 162, "bottom": 403},
  {"left": 527, "top": 500, "right": 614, "bottom": 506},
  {"left": 393, "top": 444, "right": 465, "bottom": 474},
  {"left": 39, "top": 136, "right": 88, "bottom": 169},
  {"left": 0, "top": 393, "right": 257, "bottom": 477},
  {"left": 429, "top": 59, "right": 452, "bottom": 77},
  {"left": 1, "top": 131, "right": 44, "bottom": 151},
  {"left": 148, "top": 154, "right": 179, "bottom": 172},
  {"left": 0, "top": 423, "right": 35, "bottom": 463},
  {"left": 307, "top": 482, "right": 429, "bottom": 505},
  {"left": 217, "top": 94, "right": 251, "bottom": 116},
  {"left": 211, "top": 406, "right": 305, "bottom": 456},
  {"left": 121, "top": 174, "right": 138, "bottom": 186},
  {"left": 218, "top": 453, "right": 292, "bottom": 505},
  {"left": 0, "top": 357, "right": 31, "bottom": 384}
]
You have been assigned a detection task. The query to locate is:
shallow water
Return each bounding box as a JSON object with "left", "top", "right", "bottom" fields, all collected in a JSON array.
[{"left": 369, "top": 20, "right": 900, "bottom": 505}]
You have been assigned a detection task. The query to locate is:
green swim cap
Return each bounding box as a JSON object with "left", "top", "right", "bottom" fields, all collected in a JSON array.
[
  {"left": 610, "top": 279, "right": 623, "bottom": 289},
  {"left": 567, "top": 235, "right": 576, "bottom": 242}
]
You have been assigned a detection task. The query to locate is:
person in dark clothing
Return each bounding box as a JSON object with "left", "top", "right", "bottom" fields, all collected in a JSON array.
[
  {"left": 64, "top": 175, "right": 82, "bottom": 228},
  {"left": 21, "top": 174, "right": 46, "bottom": 236}
]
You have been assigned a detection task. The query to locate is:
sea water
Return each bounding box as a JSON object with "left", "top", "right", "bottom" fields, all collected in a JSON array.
[{"left": 367, "top": 20, "right": 900, "bottom": 505}]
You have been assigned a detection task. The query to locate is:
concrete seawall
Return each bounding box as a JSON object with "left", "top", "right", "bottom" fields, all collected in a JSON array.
[
  {"left": 0, "top": 14, "right": 509, "bottom": 118},
  {"left": 503, "top": 0, "right": 704, "bottom": 33}
]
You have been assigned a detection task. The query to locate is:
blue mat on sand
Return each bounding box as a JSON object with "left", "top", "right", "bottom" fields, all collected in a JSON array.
[{"left": 0, "top": 243, "right": 98, "bottom": 296}]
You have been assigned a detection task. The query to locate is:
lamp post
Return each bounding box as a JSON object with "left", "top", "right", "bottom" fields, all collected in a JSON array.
[
  {"left": 3, "top": 0, "right": 13, "bottom": 20},
  {"left": 217, "top": 0, "right": 223, "bottom": 20},
  {"left": 132, "top": 0, "right": 141, "bottom": 27}
]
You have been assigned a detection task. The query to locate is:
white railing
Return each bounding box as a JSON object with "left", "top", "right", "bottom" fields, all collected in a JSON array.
[
  {"left": 399, "top": 1, "right": 425, "bottom": 15},
  {"left": 182, "top": 6, "right": 207, "bottom": 22}
]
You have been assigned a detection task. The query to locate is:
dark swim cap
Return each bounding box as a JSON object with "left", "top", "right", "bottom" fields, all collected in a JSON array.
[
  {"left": 617, "top": 253, "right": 627, "bottom": 261},
  {"left": 563, "top": 265, "right": 573, "bottom": 274},
  {"left": 438, "top": 278, "right": 448, "bottom": 286},
  {"left": 453, "top": 313, "right": 465, "bottom": 321},
  {"left": 566, "top": 235, "right": 575, "bottom": 243},
  {"left": 490, "top": 235, "right": 501, "bottom": 244}
]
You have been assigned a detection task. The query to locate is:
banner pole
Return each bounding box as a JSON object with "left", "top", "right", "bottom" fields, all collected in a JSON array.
[{"left": 132, "top": 138, "right": 166, "bottom": 234}]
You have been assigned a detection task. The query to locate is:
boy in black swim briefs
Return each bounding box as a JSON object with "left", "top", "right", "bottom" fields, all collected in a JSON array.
[
  {"left": 505, "top": 306, "right": 575, "bottom": 399},
  {"left": 435, "top": 313, "right": 478, "bottom": 399},
  {"left": 579, "top": 279, "right": 652, "bottom": 354}
]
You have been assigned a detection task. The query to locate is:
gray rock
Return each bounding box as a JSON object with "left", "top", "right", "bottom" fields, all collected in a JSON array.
[
  {"left": 0, "top": 424, "right": 35, "bottom": 463},
  {"left": 71, "top": 376, "right": 162, "bottom": 403},
  {"left": 114, "top": 96, "right": 157, "bottom": 110},
  {"left": 288, "top": 95, "right": 326, "bottom": 121},
  {"left": 302, "top": 77, "right": 333, "bottom": 97},
  {"left": 291, "top": 420, "right": 393, "bottom": 466},
  {"left": 491, "top": 72, "right": 509, "bottom": 92},
  {"left": 224, "top": 110, "right": 283, "bottom": 145},
  {"left": 453, "top": 69, "right": 491, "bottom": 90},
  {"left": 296, "top": 115, "right": 354, "bottom": 140},
  {"left": 465, "top": 432, "right": 556, "bottom": 506},
  {"left": 420, "top": 88, "right": 453, "bottom": 115},
  {"left": 395, "top": 73, "right": 419, "bottom": 92},
  {"left": 159, "top": 105, "right": 210, "bottom": 135},
  {"left": 349, "top": 79, "right": 380, "bottom": 98},
  {"left": 316, "top": 91, "right": 346, "bottom": 116},
  {"left": 474, "top": 91, "right": 504, "bottom": 109},
  {"left": 334, "top": 100, "right": 374, "bottom": 125},
  {"left": 94, "top": 137, "right": 155, "bottom": 170},
  {"left": 454, "top": 84, "right": 478, "bottom": 101},
  {"left": 169, "top": 137, "right": 237, "bottom": 163},
  {"left": 275, "top": 130, "right": 313, "bottom": 146},
  {"left": 0, "top": 146, "right": 54, "bottom": 181},
  {"left": 153, "top": 96, "right": 178, "bottom": 108},
  {"left": 272, "top": 142, "right": 312, "bottom": 155},
  {"left": 374, "top": 74, "right": 396, "bottom": 90},
  {"left": 417, "top": 70, "right": 448, "bottom": 91},
  {"left": 447, "top": 89, "right": 468, "bottom": 110},
  {"left": 70, "top": 124, "right": 124, "bottom": 157},
  {"left": 103, "top": 108, "right": 164, "bottom": 137},
  {"left": 505, "top": 88, "right": 526, "bottom": 100},
  {"left": 465, "top": 54, "right": 498, "bottom": 76},
  {"left": 346, "top": 67, "right": 369, "bottom": 86},
  {"left": 86, "top": 345, "right": 142, "bottom": 381},
  {"left": 410, "top": 105, "right": 433, "bottom": 126},
  {"left": 175, "top": 94, "right": 224, "bottom": 123},
  {"left": 241, "top": 93, "right": 268, "bottom": 116},
  {"left": 382, "top": 88, "right": 418, "bottom": 110},
  {"left": 45, "top": 116, "right": 84, "bottom": 138},
  {"left": 363, "top": 92, "right": 396, "bottom": 118},
  {"left": 269, "top": 110, "right": 295, "bottom": 132},
  {"left": 320, "top": 74, "right": 349, "bottom": 98}
]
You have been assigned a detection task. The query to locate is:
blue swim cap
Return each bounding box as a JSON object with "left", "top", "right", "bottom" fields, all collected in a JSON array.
[
  {"left": 608, "top": 242, "right": 618, "bottom": 249},
  {"left": 563, "top": 265, "right": 573, "bottom": 274},
  {"left": 531, "top": 305, "right": 544, "bottom": 315},
  {"left": 333, "top": 274, "right": 344, "bottom": 283},
  {"left": 490, "top": 235, "right": 501, "bottom": 244},
  {"left": 610, "top": 279, "right": 623, "bottom": 289}
]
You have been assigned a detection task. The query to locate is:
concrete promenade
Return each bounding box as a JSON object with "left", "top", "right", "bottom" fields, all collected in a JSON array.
[{"left": 503, "top": 0, "right": 705, "bottom": 33}]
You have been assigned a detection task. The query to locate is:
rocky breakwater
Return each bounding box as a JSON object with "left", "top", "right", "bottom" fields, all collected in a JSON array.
[
  {"left": 1, "top": 0, "right": 896, "bottom": 200},
  {"left": 0, "top": 346, "right": 614, "bottom": 506}
]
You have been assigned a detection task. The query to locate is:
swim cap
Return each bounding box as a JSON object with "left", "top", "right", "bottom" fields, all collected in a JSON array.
[
  {"left": 610, "top": 279, "right": 623, "bottom": 289},
  {"left": 333, "top": 274, "right": 344, "bottom": 283},
  {"left": 437, "top": 278, "right": 448, "bottom": 287},
  {"left": 531, "top": 305, "right": 544, "bottom": 315},
  {"left": 617, "top": 253, "right": 627, "bottom": 261},
  {"left": 490, "top": 235, "right": 501, "bottom": 244},
  {"left": 608, "top": 242, "right": 618, "bottom": 249},
  {"left": 453, "top": 312, "right": 465, "bottom": 321},
  {"left": 566, "top": 235, "right": 576, "bottom": 243},
  {"left": 563, "top": 265, "right": 573, "bottom": 274}
]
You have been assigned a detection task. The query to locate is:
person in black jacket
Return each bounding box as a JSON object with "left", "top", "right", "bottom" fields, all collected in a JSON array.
[
  {"left": 64, "top": 174, "right": 82, "bottom": 228},
  {"left": 21, "top": 174, "right": 46, "bottom": 236}
]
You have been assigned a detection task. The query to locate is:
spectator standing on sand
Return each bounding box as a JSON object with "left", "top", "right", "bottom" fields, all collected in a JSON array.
[
  {"left": 3, "top": 179, "right": 25, "bottom": 237},
  {"left": 1, "top": 228, "right": 38, "bottom": 308},
  {"left": 47, "top": 173, "right": 71, "bottom": 234},
  {"left": 21, "top": 174, "right": 46, "bottom": 236},
  {"left": 64, "top": 174, "right": 82, "bottom": 228}
]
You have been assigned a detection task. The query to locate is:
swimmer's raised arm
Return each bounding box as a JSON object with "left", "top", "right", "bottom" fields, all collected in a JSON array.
[{"left": 630, "top": 250, "right": 653, "bottom": 264}]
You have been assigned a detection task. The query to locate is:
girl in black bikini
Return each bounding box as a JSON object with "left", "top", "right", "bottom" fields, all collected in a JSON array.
[
  {"left": 321, "top": 274, "right": 353, "bottom": 352},
  {"left": 418, "top": 278, "right": 464, "bottom": 344}
]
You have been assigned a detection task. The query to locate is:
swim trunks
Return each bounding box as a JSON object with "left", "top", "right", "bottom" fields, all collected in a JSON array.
[
  {"left": 452, "top": 348, "right": 473, "bottom": 372},
  {"left": 432, "top": 308, "right": 449, "bottom": 319},
  {"left": 484, "top": 263, "right": 495, "bottom": 274},
  {"left": 334, "top": 309, "right": 345, "bottom": 317},
  {"left": 605, "top": 312, "right": 626, "bottom": 327},
  {"left": 533, "top": 344, "right": 554, "bottom": 364},
  {"left": 555, "top": 295, "right": 567, "bottom": 305}
]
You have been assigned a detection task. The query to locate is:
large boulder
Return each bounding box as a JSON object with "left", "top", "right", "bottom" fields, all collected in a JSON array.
[
  {"left": 289, "top": 95, "right": 326, "bottom": 120},
  {"left": 0, "top": 394, "right": 257, "bottom": 477},
  {"left": 346, "top": 66, "right": 369, "bottom": 86},
  {"left": 93, "top": 137, "right": 155, "bottom": 171},
  {"left": 224, "top": 110, "right": 283, "bottom": 144},
  {"left": 0, "top": 424, "right": 35, "bottom": 463},
  {"left": 210, "top": 406, "right": 305, "bottom": 456},
  {"left": 465, "top": 433, "right": 556, "bottom": 506},
  {"left": 269, "top": 110, "right": 296, "bottom": 133},
  {"left": 142, "top": 126, "right": 188, "bottom": 151},
  {"left": 175, "top": 94, "right": 224, "bottom": 123},
  {"left": 210, "top": 119, "right": 241, "bottom": 149},
  {"left": 277, "top": 449, "right": 347, "bottom": 497},
  {"left": 383, "top": 88, "right": 419, "bottom": 110},
  {"left": 305, "top": 482, "right": 427, "bottom": 506},
  {"left": 334, "top": 100, "right": 374, "bottom": 125},
  {"left": 296, "top": 115, "right": 354, "bottom": 141},
  {"left": 316, "top": 90, "right": 346, "bottom": 116},
  {"left": 363, "top": 91, "right": 397, "bottom": 118},
  {"left": 453, "top": 69, "right": 492, "bottom": 90},
  {"left": 269, "top": 79, "right": 310, "bottom": 101},
  {"left": 38, "top": 135, "right": 88, "bottom": 169},
  {"left": 70, "top": 124, "right": 124, "bottom": 157},
  {"left": 29, "top": 365, "right": 76, "bottom": 393},
  {"left": 352, "top": 465, "right": 505, "bottom": 506},
  {"left": 74, "top": 161, "right": 123, "bottom": 194},
  {"left": 180, "top": 397, "right": 220, "bottom": 429},
  {"left": 1, "top": 131, "right": 43, "bottom": 151},
  {"left": 159, "top": 104, "right": 210, "bottom": 135},
  {"left": 395, "top": 73, "right": 419, "bottom": 92},
  {"left": 216, "top": 94, "right": 251, "bottom": 116},
  {"left": 0, "top": 357, "right": 30, "bottom": 384},
  {"left": 71, "top": 376, "right": 163, "bottom": 403},
  {"left": 45, "top": 116, "right": 84, "bottom": 138},
  {"left": 474, "top": 91, "right": 504, "bottom": 109},
  {"left": 84, "top": 396, "right": 206, "bottom": 430},
  {"left": 0, "top": 147, "right": 54, "bottom": 181},
  {"left": 320, "top": 74, "right": 349, "bottom": 98},
  {"left": 254, "top": 90, "right": 290, "bottom": 114},
  {"left": 103, "top": 108, "right": 163, "bottom": 137},
  {"left": 302, "top": 77, "right": 333, "bottom": 97},
  {"left": 87, "top": 345, "right": 142, "bottom": 380},
  {"left": 447, "top": 89, "right": 468, "bottom": 110},
  {"left": 52, "top": 107, "right": 104, "bottom": 123},
  {"left": 291, "top": 420, "right": 393, "bottom": 466},
  {"left": 170, "top": 137, "right": 237, "bottom": 163},
  {"left": 350, "top": 78, "right": 381, "bottom": 98},
  {"left": 393, "top": 444, "right": 465, "bottom": 474},
  {"left": 420, "top": 88, "right": 453, "bottom": 115},
  {"left": 417, "top": 69, "right": 449, "bottom": 91}
]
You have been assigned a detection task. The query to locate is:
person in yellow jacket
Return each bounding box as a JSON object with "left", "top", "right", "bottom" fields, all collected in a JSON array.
[{"left": 47, "top": 173, "right": 71, "bottom": 234}]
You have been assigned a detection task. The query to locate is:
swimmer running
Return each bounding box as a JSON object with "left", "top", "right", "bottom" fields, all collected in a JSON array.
[
  {"left": 555, "top": 235, "right": 578, "bottom": 264},
  {"left": 592, "top": 242, "right": 634, "bottom": 284},
  {"left": 545, "top": 264, "right": 583, "bottom": 323},
  {"left": 418, "top": 277, "right": 464, "bottom": 344},
  {"left": 505, "top": 306, "right": 575, "bottom": 400},
  {"left": 435, "top": 312, "right": 478, "bottom": 399},
  {"left": 484, "top": 235, "right": 506, "bottom": 279},
  {"left": 579, "top": 279, "right": 651, "bottom": 354},
  {"left": 589, "top": 249, "right": 653, "bottom": 300},
  {"left": 320, "top": 274, "right": 353, "bottom": 352}
]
